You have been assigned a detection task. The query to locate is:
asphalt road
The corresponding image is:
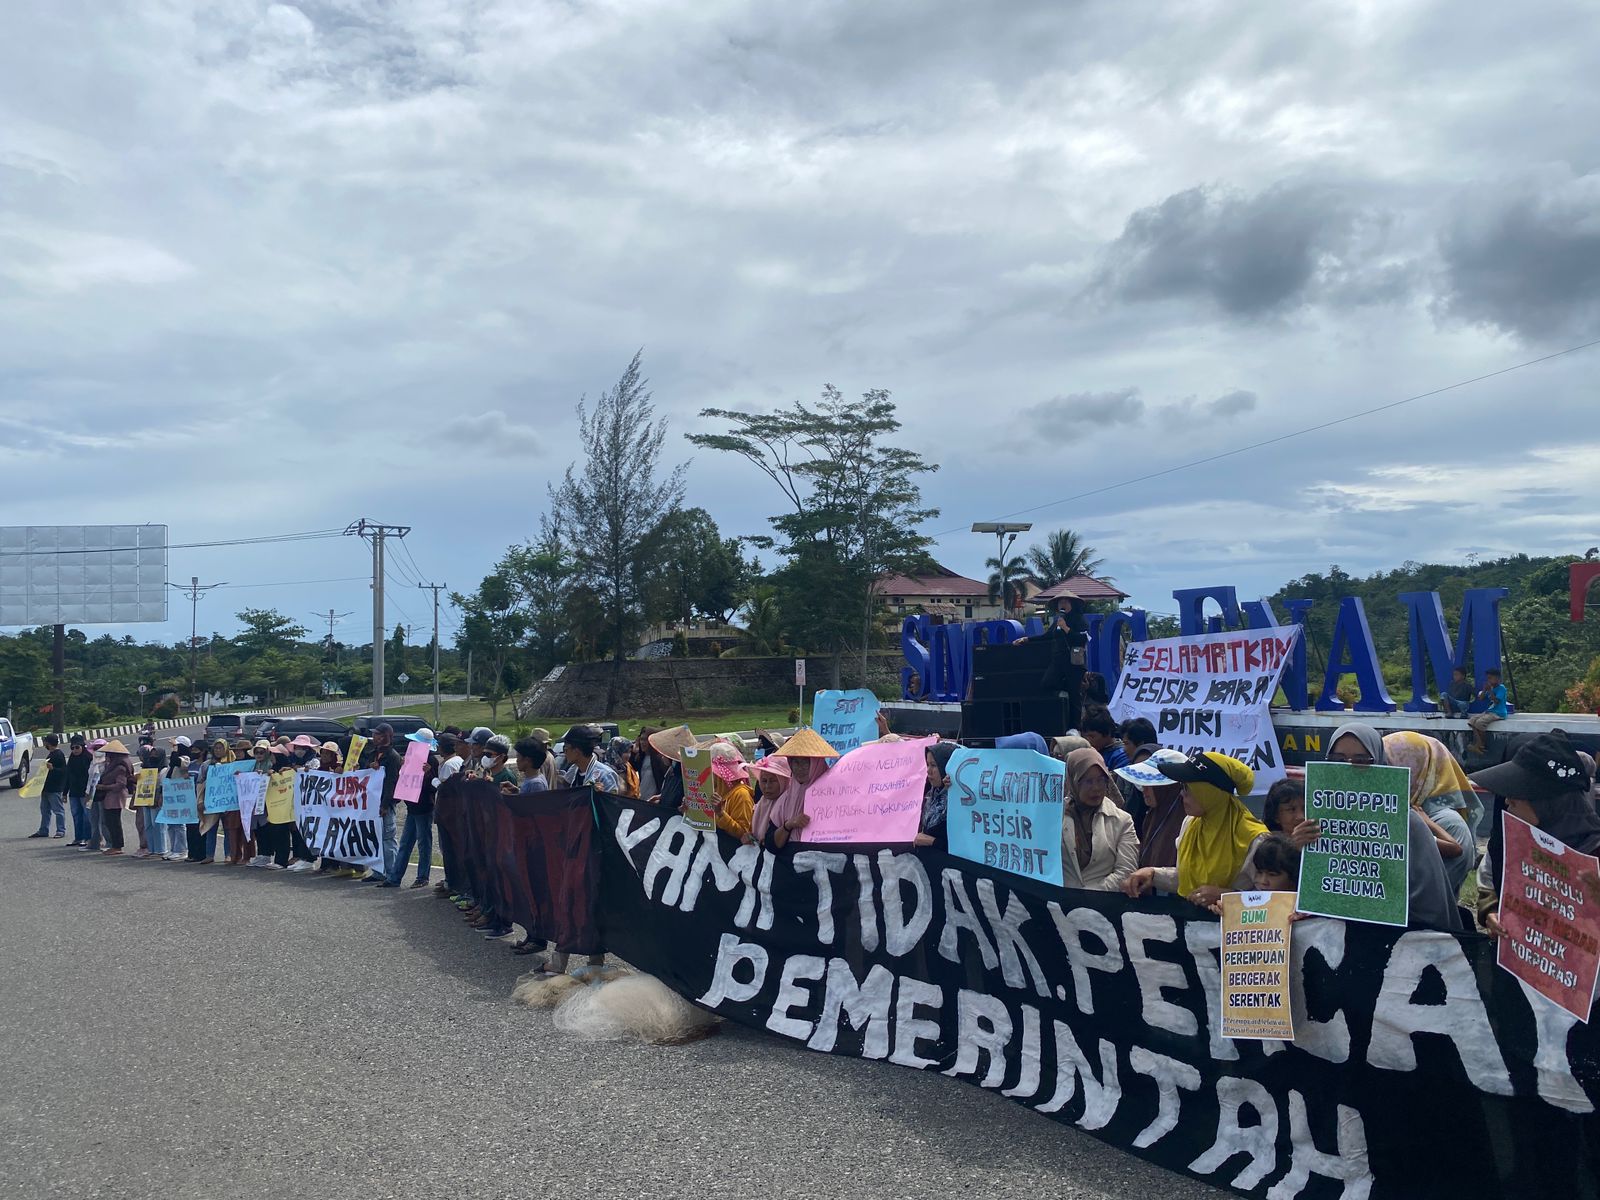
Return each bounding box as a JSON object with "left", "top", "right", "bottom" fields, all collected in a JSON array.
[{"left": 0, "top": 794, "right": 1232, "bottom": 1200}]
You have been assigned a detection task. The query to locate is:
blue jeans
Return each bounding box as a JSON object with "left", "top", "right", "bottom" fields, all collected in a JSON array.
[
  {"left": 387, "top": 805, "right": 433, "bottom": 885},
  {"left": 381, "top": 804, "right": 399, "bottom": 875},
  {"left": 37, "top": 790, "right": 66, "bottom": 836},
  {"left": 86, "top": 800, "right": 105, "bottom": 850},
  {"left": 69, "top": 794, "right": 90, "bottom": 842}
]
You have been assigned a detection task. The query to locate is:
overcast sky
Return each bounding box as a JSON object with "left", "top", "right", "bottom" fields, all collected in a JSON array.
[{"left": 3, "top": 0, "right": 1597, "bottom": 648}]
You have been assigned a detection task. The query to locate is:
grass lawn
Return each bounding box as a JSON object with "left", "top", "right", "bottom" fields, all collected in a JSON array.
[{"left": 376, "top": 698, "right": 802, "bottom": 740}]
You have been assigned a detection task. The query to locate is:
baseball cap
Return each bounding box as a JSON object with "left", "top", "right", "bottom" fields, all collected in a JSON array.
[
  {"left": 467, "top": 726, "right": 494, "bottom": 745},
  {"left": 172, "top": 735, "right": 192, "bottom": 749},
  {"left": 1114, "top": 747, "right": 1187, "bottom": 787},
  {"left": 1158, "top": 750, "right": 1252, "bottom": 795}
]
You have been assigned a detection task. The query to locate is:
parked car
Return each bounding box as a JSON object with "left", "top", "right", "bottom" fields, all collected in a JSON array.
[
  {"left": 0, "top": 718, "right": 37, "bottom": 789},
  {"left": 256, "top": 716, "right": 352, "bottom": 747},
  {"left": 202, "top": 712, "right": 275, "bottom": 745},
  {"left": 348, "top": 714, "right": 431, "bottom": 740}
]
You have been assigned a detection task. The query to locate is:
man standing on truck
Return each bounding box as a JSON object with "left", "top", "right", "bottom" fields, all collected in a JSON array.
[{"left": 29, "top": 734, "right": 68, "bottom": 839}]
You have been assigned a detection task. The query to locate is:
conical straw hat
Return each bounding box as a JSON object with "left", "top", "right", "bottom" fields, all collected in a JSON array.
[
  {"left": 101, "top": 739, "right": 130, "bottom": 755},
  {"left": 647, "top": 725, "right": 699, "bottom": 763},
  {"left": 774, "top": 728, "right": 840, "bottom": 759}
]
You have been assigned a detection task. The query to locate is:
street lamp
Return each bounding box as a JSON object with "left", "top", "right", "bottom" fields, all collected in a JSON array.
[{"left": 971, "top": 521, "right": 1033, "bottom": 613}]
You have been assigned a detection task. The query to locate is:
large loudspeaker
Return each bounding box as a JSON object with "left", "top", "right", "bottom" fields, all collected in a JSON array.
[
  {"left": 969, "top": 640, "right": 1051, "bottom": 701},
  {"left": 963, "top": 695, "right": 1072, "bottom": 740}
]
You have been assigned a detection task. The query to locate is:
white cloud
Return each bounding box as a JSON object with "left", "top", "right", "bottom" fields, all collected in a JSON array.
[{"left": 1, "top": 0, "right": 1596, "bottom": 638}]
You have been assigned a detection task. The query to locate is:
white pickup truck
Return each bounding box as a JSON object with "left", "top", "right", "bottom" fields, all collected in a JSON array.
[{"left": 0, "top": 718, "right": 37, "bottom": 789}]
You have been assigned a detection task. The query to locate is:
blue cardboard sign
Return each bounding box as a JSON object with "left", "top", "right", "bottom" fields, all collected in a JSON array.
[
  {"left": 945, "top": 747, "right": 1065, "bottom": 886},
  {"left": 813, "top": 689, "right": 882, "bottom": 756},
  {"left": 202, "top": 760, "right": 250, "bottom": 814},
  {"left": 156, "top": 776, "right": 198, "bottom": 825}
]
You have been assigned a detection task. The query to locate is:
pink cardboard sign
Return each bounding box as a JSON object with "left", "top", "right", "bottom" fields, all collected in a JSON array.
[
  {"left": 395, "top": 739, "right": 430, "bottom": 804},
  {"left": 798, "top": 736, "right": 934, "bottom": 845},
  {"left": 1497, "top": 812, "right": 1600, "bottom": 1022}
]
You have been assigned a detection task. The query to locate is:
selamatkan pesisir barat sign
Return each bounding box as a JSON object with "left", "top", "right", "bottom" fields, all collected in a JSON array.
[
  {"left": 593, "top": 795, "right": 1600, "bottom": 1200},
  {"left": 901, "top": 580, "right": 1511, "bottom": 715}
]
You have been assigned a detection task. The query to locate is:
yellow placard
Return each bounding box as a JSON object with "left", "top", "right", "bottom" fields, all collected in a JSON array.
[
  {"left": 343, "top": 734, "right": 367, "bottom": 774},
  {"left": 133, "top": 768, "right": 160, "bottom": 807},
  {"left": 1219, "top": 890, "right": 1297, "bottom": 1041},
  {"left": 19, "top": 769, "right": 45, "bottom": 799}
]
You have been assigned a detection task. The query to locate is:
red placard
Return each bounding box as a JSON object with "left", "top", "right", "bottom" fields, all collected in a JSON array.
[{"left": 1497, "top": 812, "right": 1600, "bottom": 1022}]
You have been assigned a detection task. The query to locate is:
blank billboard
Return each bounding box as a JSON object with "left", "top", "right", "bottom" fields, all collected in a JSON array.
[{"left": 0, "top": 525, "right": 168, "bottom": 626}]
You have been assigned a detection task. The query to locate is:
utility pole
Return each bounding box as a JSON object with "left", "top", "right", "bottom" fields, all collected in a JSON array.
[
  {"left": 344, "top": 519, "right": 410, "bottom": 716},
  {"left": 314, "top": 608, "right": 354, "bottom": 695},
  {"left": 169, "top": 576, "right": 227, "bottom": 714},
  {"left": 418, "top": 582, "right": 445, "bottom": 728}
]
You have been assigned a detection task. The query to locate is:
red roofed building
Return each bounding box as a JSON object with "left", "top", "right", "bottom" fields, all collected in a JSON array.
[
  {"left": 1032, "top": 575, "right": 1129, "bottom": 604},
  {"left": 874, "top": 563, "right": 1002, "bottom": 622}
]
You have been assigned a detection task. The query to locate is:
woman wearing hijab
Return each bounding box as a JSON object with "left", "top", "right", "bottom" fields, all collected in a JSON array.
[
  {"left": 1470, "top": 730, "right": 1600, "bottom": 937},
  {"left": 1122, "top": 751, "right": 1266, "bottom": 909},
  {"left": 605, "top": 736, "right": 639, "bottom": 799},
  {"left": 94, "top": 739, "right": 136, "bottom": 856},
  {"left": 1115, "top": 748, "right": 1189, "bottom": 871},
  {"left": 1061, "top": 748, "right": 1139, "bottom": 891},
  {"left": 1318, "top": 722, "right": 1462, "bottom": 932},
  {"left": 1383, "top": 731, "right": 1480, "bottom": 898},
  {"left": 753, "top": 728, "right": 840, "bottom": 850},
  {"left": 995, "top": 732, "right": 1049, "bottom": 754},
  {"left": 745, "top": 756, "right": 791, "bottom": 843},
  {"left": 914, "top": 742, "right": 958, "bottom": 849},
  {"left": 257, "top": 746, "right": 298, "bottom": 870}
]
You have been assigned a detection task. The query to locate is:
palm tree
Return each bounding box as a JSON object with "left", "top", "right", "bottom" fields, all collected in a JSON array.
[
  {"left": 986, "top": 555, "right": 1029, "bottom": 611},
  {"left": 735, "top": 586, "right": 785, "bottom": 656},
  {"left": 1026, "top": 529, "right": 1108, "bottom": 588}
]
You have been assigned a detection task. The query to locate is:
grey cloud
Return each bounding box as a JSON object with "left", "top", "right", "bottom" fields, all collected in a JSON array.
[
  {"left": 1023, "top": 387, "right": 1258, "bottom": 440},
  {"left": 1089, "top": 183, "right": 1357, "bottom": 316},
  {"left": 1439, "top": 167, "right": 1600, "bottom": 340},
  {"left": 454, "top": 410, "right": 544, "bottom": 454},
  {"left": 1025, "top": 388, "right": 1145, "bottom": 437}
]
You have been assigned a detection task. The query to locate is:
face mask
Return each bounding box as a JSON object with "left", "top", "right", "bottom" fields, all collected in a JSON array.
[{"left": 480, "top": 755, "right": 494, "bottom": 769}]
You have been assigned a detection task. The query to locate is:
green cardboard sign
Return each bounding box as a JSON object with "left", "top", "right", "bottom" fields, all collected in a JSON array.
[{"left": 1296, "top": 761, "right": 1411, "bottom": 927}]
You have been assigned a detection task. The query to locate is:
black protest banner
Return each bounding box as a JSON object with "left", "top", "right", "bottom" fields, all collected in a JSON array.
[
  {"left": 592, "top": 792, "right": 1600, "bottom": 1200},
  {"left": 435, "top": 777, "right": 601, "bottom": 954}
]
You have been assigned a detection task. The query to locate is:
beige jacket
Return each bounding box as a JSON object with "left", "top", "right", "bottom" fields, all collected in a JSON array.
[{"left": 1060, "top": 801, "right": 1140, "bottom": 891}]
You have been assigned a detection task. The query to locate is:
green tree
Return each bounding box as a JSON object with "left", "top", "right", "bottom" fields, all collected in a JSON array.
[
  {"left": 550, "top": 351, "right": 687, "bottom": 716},
  {"left": 689, "top": 385, "right": 938, "bottom": 684},
  {"left": 732, "top": 585, "right": 784, "bottom": 656},
  {"left": 1025, "top": 529, "right": 1107, "bottom": 588},
  {"left": 0, "top": 636, "right": 51, "bottom": 726},
  {"left": 641, "top": 507, "right": 750, "bottom": 627},
  {"left": 500, "top": 516, "right": 574, "bottom": 675},
  {"left": 985, "top": 554, "right": 1029, "bottom": 612},
  {"left": 234, "top": 608, "right": 309, "bottom": 657},
  {"left": 452, "top": 571, "right": 529, "bottom": 724}
]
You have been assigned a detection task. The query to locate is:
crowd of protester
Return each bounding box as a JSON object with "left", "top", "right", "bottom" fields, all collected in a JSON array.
[{"left": 30, "top": 697, "right": 1600, "bottom": 974}]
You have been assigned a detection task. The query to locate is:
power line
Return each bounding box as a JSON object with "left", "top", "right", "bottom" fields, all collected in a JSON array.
[
  {"left": 0, "top": 527, "right": 346, "bottom": 556},
  {"left": 926, "top": 335, "right": 1600, "bottom": 539}
]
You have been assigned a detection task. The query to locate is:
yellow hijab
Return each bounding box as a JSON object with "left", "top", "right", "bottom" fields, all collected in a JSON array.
[
  {"left": 1176, "top": 753, "right": 1265, "bottom": 894},
  {"left": 1382, "top": 731, "right": 1471, "bottom": 808}
]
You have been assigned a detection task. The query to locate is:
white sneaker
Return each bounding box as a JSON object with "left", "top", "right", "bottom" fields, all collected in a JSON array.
[
  {"left": 165, "top": 851, "right": 185, "bottom": 861},
  {"left": 286, "top": 861, "right": 314, "bottom": 873},
  {"left": 248, "top": 855, "right": 271, "bottom": 868},
  {"left": 264, "top": 862, "right": 286, "bottom": 871}
]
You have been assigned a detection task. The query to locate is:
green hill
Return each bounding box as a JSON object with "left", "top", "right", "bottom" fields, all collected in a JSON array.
[{"left": 1265, "top": 553, "right": 1600, "bottom": 713}]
